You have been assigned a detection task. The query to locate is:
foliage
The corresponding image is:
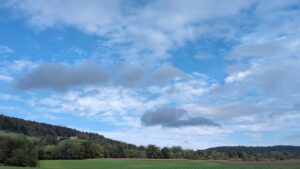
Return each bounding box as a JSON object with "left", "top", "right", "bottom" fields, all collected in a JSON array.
[
  {"left": 0, "top": 135, "right": 38, "bottom": 167},
  {"left": 146, "top": 145, "right": 161, "bottom": 159}
]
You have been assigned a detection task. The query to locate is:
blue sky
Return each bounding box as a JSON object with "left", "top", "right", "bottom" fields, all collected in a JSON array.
[{"left": 1, "top": 0, "right": 300, "bottom": 149}]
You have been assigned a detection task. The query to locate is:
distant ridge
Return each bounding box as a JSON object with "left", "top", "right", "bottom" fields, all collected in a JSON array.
[
  {"left": 1, "top": 114, "right": 300, "bottom": 161},
  {"left": 207, "top": 146, "right": 300, "bottom": 156}
]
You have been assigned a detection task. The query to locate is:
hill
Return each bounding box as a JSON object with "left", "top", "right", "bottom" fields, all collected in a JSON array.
[
  {"left": 207, "top": 146, "right": 300, "bottom": 155},
  {"left": 0, "top": 114, "right": 138, "bottom": 154},
  {"left": 0, "top": 114, "right": 131, "bottom": 147},
  {"left": 206, "top": 146, "right": 300, "bottom": 160},
  {"left": 1, "top": 114, "right": 300, "bottom": 167}
]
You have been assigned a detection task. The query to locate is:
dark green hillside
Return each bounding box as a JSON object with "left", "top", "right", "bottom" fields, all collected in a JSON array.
[
  {"left": 206, "top": 146, "right": 300, "bottom": 160},
  {"left": 0, "top": 114, "right": 140, "bottom": 167},
  {"left": 0, "top": 114, "right": 137, "bottom": 156}
]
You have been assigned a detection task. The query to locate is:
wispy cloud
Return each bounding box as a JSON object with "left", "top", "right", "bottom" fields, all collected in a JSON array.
[
  {"left": 5, "top": 0, "right": 253, "bottom": 60},
  {"left": 0, "top": 45, "right": 13, "bottom": 53},
  {"left": 0, "top": 74, "right": 13, "bottom": 81}
]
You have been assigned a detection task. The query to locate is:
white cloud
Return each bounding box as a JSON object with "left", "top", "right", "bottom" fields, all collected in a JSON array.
[
  {"left": 23, "top": 71, "right": 217, "bottom": 127},
  {"left": 232, "top": 37, "right": 300, "bottom": 59},
  {"left": 195, "top": 54, "right": 212, "bottom": 60},
  {"left": 148, "top": 73, "right": 214, "bottom": 103},
  {"left": 11, "top": 60, "right": 37, "bottom": 71},
  {"left": 0, "top": 105, "right": 16, "bottom": 111},
  {"left": 224, "top": 56, "right": 300, "bottom": 95},
  {"left": 0, "top": 45, "right": 13, "bottom": 53},
  {"left": 0, "top": 93, "right": 15, "bottom": 100},
  {"left": 225, "top": 70, "right": 252, "bottom": 84},
  {"left": 0, "top": 60, "right": 37, "bottom": 74},
  {"left": 29, "top": 87, "right": 165, "bottom": 126},
  {"left": 68, "top": 47, "right": 87, "bottom": 56},
  {"left": 0, "top": 74, "right": 13, "bottom": 81},
  {"left": 100, "top": 125, "right": 232, "bottom": 149},
  {"left": 6, "top": 0, "right": 253, "bottom": 60}
]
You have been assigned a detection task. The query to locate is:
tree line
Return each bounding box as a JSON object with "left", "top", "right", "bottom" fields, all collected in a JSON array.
[{"left": 1, "top": 114, "right": 300, "bottom": 167}]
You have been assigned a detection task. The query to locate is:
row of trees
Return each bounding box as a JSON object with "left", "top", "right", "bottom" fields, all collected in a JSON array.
[
  {"left": 1, "top": 135, "right": 300, "bottom": 167},
  {"left": 0, "top": 136, "right": 105, "bottom": 167},
  {"left": 117, "top": 145, "right": 299, "bottom": 161},
  {"left": 39, "top": 140, "right": 104, "bottom": 159}
]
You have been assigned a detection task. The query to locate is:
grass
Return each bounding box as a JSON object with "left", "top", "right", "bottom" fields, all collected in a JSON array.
[{"left": 1, "top": 159, "right": 300, "bottom": 169}]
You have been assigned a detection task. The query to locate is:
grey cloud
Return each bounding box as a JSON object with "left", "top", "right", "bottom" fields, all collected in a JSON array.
[
  {"left": 16, "top": 61, "right": 186, "bottom": 91},
  {"left": 227, "top": 37, "right": 300, "bottom": 95},
  {"left": 243, "top": 57, "right": 300, "bottom": 95},
  {"left": 292, "top": 103, "right": 300, "bottom": 110},
  {"left": 141, "top": 107, "right": 186, "bottom": 126},
  {"left": 165, "top": 117, "right": 220, "bottom": 127},
  {"left": 255, "top": 63, "right": 300, "bottom": 94},
  {"left": 151, "top": 64, "right": 184, "bottom": 84},
  {"left": 232, "top": 42, "right": 284, "bottom": 58},
  {"left": 16, "top": 62, "right": 109, "bottom": 91},
  {"left": 116, "top": 64, "right": 147, "bottom": 87},
  {"left": 141, "top": 107, "right": 220, "bottom": 128}
]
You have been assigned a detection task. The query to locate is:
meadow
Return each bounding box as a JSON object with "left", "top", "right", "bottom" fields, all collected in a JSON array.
[{"left": 1, "top": 160, "right": 300, "bottom": 169}]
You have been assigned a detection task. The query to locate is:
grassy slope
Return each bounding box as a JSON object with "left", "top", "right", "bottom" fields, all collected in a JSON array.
[{"left": 1, "top": 160, "right": 300, "bottom": 169}]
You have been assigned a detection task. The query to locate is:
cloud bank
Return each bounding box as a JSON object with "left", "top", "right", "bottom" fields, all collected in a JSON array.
[
  {"left": 141, "top": 107, "right": 220, "bottom": 128},
  {"left": 16, "top": 61, "right": 184, "bottom": 91},
  {"left": 16, "top": 62, "right": 109, "bottom": 91}
]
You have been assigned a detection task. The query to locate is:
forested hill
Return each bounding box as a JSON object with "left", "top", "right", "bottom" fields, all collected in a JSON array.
[
  {"left": 1, "top": 114, "right": 300, "bottom": 155},
  {"left": 206, "top": 146, "right": 300, "bottom": 156},
  {"left": 1, "top": 114, "right": 300, "bottom": 167},
  {"left": 0, "top": 114, "right": 78, "bottom": 137},
  {"left": 0, "top": 114, "right": 135, "bottom": 150}
]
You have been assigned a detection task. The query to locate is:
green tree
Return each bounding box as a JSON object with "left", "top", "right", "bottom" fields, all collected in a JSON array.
[
  {"left": 161, "top": 147, "right": 172, "bottom": 159},
  {"left": 171, "top": 146, "right": 183, "bottom": 159},
  {"left": 183, "top": 149, "right": 199, "bottom": 159},
  {"left": 54, "top": 141, "right": 80, "bottom": 159},
  {"left": 41, "top": 145, "right": 56, "bottom": 159},
  {"left": 146, "top": 145, "right": 161, "bottom": 159},
  {"left": 136, "top": 146, "right": 147, "bottom": 158},
  {"left": 0, "top": 136, "right": 38, "bottom": 167},
  {"left": 89, "top": 143, "right": 105, "bottom": 158}
]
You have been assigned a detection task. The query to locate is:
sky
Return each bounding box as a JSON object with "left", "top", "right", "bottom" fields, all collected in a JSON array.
[{"left": 0, "top": 0, "right": 300, "bottom": 149}]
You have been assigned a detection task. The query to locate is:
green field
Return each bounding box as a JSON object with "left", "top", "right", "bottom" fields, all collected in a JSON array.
[{"left": 1, "top": 160, "right": 300, "bottom": 169}]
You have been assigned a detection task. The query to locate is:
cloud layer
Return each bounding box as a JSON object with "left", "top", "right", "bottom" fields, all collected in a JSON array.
[
  {"left": 16, "top": 62, "right": 109, "bottom": 91},
  {"left": 16, "top": 62, "right": 184, "bottom": 91},
  {"left": 141, "top": 107, "right": 220, "bottom": 128},
  {"left": 1, "top": 0, "right": 300, "bottom": 148},
  {"left": 5, "top": 0, "right": 253, "bottom": 60}
]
